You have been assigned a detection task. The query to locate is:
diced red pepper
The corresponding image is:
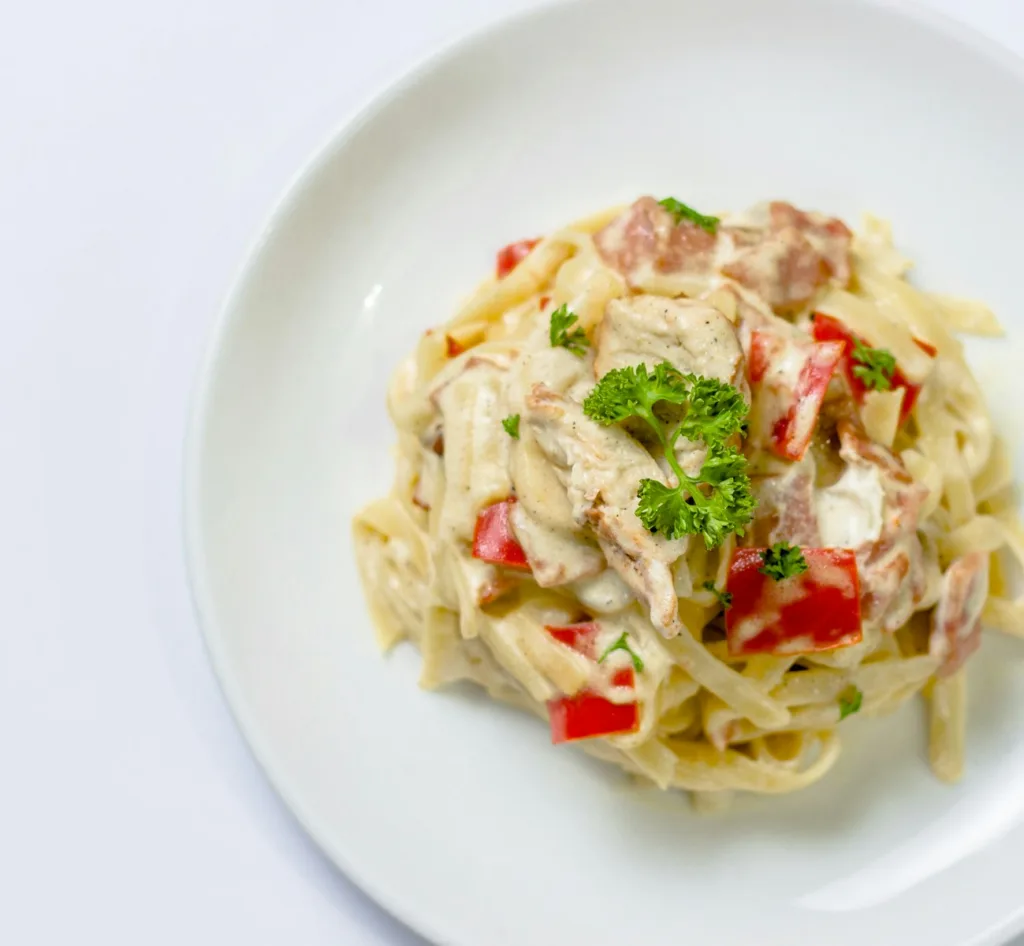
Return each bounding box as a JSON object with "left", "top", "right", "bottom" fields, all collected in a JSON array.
[
  {"left": 725, "top": 547, "right": 862, "bottom": 656},
  {"left": 472, "top": 499, "right": 530, "bottom": 570},
  {"left": 610, "top": 667, "right": 634, "bottom": 688},
  {"left": 548, "top": 687, "right": 639, "bottom": 743},
  {"left": 544, "top": 623, "right": 639, "bottom": 743},
  {"left": 749, "top": 331, "right": 844, "bottom": 461},
  {"left": 445, "top": 334, "right": 466, "bottom": 358},
  {"left": 811, "top": 314, "right": 936, "bottom": 424},
  {"left": 495, "top": 238, "right": 541, "bottom": 278},
  {"left": 545, "top": 621, "right": 600, "bottom": 657}
]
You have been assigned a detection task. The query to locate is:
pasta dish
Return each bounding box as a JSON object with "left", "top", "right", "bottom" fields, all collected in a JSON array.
[{"left": 353, "top": 195, "right": 1022, "bottom": 806}]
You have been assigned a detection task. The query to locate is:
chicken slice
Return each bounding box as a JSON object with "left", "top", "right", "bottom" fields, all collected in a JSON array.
[
  {"left": 594, "top": 295, "right": 748, "bottom": 395},
  {"left": 509, "top": 501, "right": 605, "bottom": 588},
  {"left": 523, "top": 384, "right": 687, "bottom": 636},
  {"left": 593, "top": 294, "right": 749, "bottom": 478}
]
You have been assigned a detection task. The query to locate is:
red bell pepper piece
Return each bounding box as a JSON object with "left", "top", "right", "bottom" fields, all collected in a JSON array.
[
  {"left": 471, "top": 499, "right": 530, "bottom": 570},
  {"left": 725, "top": 547, "right": 862, "bottom": 656},
  {"left": 495, "top": 238, "right": 540, "bottom": 278},
  {"left": 545, "top": 621, "right": 600, "bottom": 657},
  {"left": 445, "top": 334, "right": 466, "bottom": 358},
  {"left": 544, "top": 622, "right": 639, "bottom": 743},
  {"left": 811, "top": 313, "right": 936, "bottom": 424},
  {"left": 547, "top": 685, "right": 639, "bottom": 743},
  {"left": 749, "top": 331, "right": 844, "bottom": 461}
]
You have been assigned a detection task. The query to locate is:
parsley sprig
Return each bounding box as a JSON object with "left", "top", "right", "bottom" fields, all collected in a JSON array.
[
  {"left": 582, "top": 361, "right": 754, "bottom": 548},
  {"left": 657, "top": 197, "right": 721, "bottom": 235},
  {"left": 549, "top": 304, "right": 589, "bottom": 356},
  {"left": 839, "top": 685, "right": 863, "bottom": 720},
  {"left": 598, "top": 632, "right": 645, "bottom": 673},
  {"left": 702, "top": 580, "right": 733, "bottom": 610},
  {"left": 759, "top": 542, "right": 809, "bottom": 581},
  {"left": 502, "top": 414, "right": 520, "bottom": 439},
  {"left": 851, "top": 338, "right": 896, "bottom": 391}
]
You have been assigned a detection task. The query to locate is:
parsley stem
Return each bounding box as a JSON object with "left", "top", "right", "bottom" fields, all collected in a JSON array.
[{"left": 636, "top": 399, "right": 707, "bottom": 511}]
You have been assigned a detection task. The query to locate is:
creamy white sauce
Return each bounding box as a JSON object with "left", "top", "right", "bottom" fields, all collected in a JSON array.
[
  {"left": 389, "top": 538, "right": 413, "bottom": 567},
  {"left": 510, "top": 502, "right": 603, "bottom": 586},
  {"left": 767, "top": 343, "right": 806, "bottom": 387},
  {"left": 570, "top": 569, "right": 634, "bottom": 614},
  {"left": 814, "top": 464, "right": 885, "bottom": 549}
]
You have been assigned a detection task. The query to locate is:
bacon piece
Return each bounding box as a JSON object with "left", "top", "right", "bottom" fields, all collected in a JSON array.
[
  {"left": 836, "top": 419, "right": 929, "bottom": 631},
  {"left": 722, "top": 203, "right": 851, "bottom": 313},
  {"left": 769, "top": 202, "right": 852, "bottom": 285},
  {"left": 930, "top": 552, "right": 988, "bottom": 676},
  {"left": 748, "top": 456, "right": 821, "bottom": 548},
  {"left": 594, "top": 197, "right": 716, "bottom": 288},
  {"left": 477, "top": 573, "right": 522, "bottom": 606}
]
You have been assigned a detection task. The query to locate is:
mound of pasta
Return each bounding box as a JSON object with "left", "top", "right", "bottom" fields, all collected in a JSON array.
[{"left": 354, "top": 196, "right": 1022, "bottom": 806}]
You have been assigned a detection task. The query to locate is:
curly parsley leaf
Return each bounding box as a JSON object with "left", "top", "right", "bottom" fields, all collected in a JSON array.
[
  {"left": 501, "top": 414, "right": 520, "bottom": 439},
  {"left": 636, "top": 478, "right": 695, "bottom": 538},
  {"left": 759, "top": 542, "right": 809, "bottom": 581},
  {"left": 549, "top": 304, "right": 589, "bottom": 356},
  {"left": 598, "top": 632, "right": 645, "bottom": 673},
  {"left": 678, "top": 376, "right": 749, "bottom": 443},
  {"left": 583, "top": 361, "right": 754, "bottom": 548},
  {"left": 657, "top": 197, "right": 721, "bottom": 234},
  {"left": 839, "top": 685, "right": 863, "bottom": 720},
  {"left": 850, "top": 338, "right": 897, "bottom": 392},
  {"left": 581, "top": 361, "right": 690, "bottom": 424},
  {"left": 703, "top": 580, "right": 733, "bottom": 610}
]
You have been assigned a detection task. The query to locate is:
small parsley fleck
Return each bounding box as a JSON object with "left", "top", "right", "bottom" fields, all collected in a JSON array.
[
  {"left": 851, "top": 338, "right": 897, "bottom": 392},
  {"left": 502, "top": 414, "right": 520, "bottom": 439},
  {"left": 598, "top": 632, "right": 645, "bottom": 673},
  {"left": 839, "top": 685, "right": 863, "bottom": 720},
  {"left": 549, "top": 304, "right": 589, "bottom": 356},
  {"left": 702, "top": 580, "right": 733, "bottom": 610},
  {"left": 657, "top": 197, "right": 721, "bottom": 234},
  {"left": 759, "top": 542, "right": 809, "bottom": 581}
]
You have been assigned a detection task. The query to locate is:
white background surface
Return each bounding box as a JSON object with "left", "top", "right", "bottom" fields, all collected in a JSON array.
[{"left": 2, "top": 1, "right": 1022, "bottom": 944}]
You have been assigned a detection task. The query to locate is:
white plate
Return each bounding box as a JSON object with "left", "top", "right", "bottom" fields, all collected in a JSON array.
[{"left": 185, "top": 1, "right": 1024, "bottom": 943}]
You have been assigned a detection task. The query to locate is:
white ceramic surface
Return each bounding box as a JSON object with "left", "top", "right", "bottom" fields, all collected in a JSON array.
[{"left": 187, "top": 1, "right": 1024, "bottom": 943}]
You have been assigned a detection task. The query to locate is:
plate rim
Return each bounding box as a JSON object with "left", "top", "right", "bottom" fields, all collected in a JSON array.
[{"left": 182, "top": 1, "right": 1024, "bottom": 944}]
